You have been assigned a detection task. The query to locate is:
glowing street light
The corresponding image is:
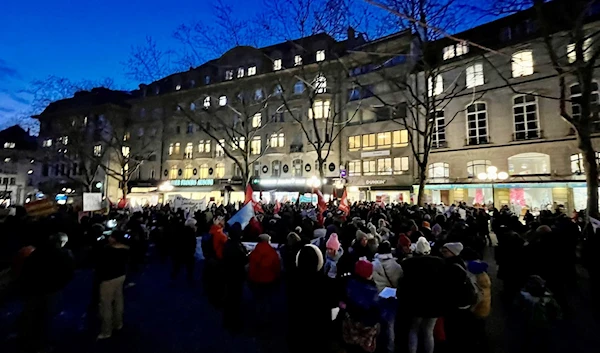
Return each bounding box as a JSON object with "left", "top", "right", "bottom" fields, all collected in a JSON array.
[
  {"left": 477, "top": 165, "right": 508, "bottom": 207},
  {"left": 158, "top": 181, "right": 174, "bottom": 192}
]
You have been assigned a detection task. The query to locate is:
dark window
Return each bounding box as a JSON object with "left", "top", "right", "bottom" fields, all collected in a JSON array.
[
  {"left": 176, "top": 126, "right": 181, "bottom": 134},
  {"left": 204, "top": 75, "right": 210, "bottom": 85},
  {"left": 148, "top": 154, "right": 157, "bottom": 161},
  {"left": 187, "top": 123, "right": 194, "bottom": 134},
  {"left": 2, "top": 177, "right": 7, "bottom": 185},
  {"left": 60, "top": 164, "right": 66, "bottom": 175},
  {"left": 10, "top": 178, "right": 15, "bottom": 185},
  {"left": 42, "top": 164, "right": 49, "bottom": 176},
  {"left": 73, "top": 163, "right": 78, "bottom": 175},
  {"left": 54, "top": 164, "right": 59, "bottom": 176}
]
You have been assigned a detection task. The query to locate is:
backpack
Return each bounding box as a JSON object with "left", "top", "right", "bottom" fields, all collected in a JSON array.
[
  {"left": 454, "top": 263, "right": 483, "bottom": 310},
  {"left": 201, "top": 233, "right": 216, "bottom": 260}
]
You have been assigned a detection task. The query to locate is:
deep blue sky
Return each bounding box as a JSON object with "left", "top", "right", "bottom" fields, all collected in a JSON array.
[{"left": 0, "top": 0, "right": 261, "bottom": 128}]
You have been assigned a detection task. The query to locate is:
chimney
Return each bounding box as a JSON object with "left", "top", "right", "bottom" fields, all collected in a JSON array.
[{"left": 347, "top": 26, "right": 356, "bottom": 40}]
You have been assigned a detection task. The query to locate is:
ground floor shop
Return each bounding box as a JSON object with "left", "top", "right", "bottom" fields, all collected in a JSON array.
[
  {"left": 418, "top": 181, "right": 590, "bottom": 214},
  {"left": 345, "top": 176, "right": 413, "bottom": 203},
  {"left": 250, "top": 177, "right": 336, "bottom": 203}
]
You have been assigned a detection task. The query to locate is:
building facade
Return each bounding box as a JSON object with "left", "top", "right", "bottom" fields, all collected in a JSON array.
[{"left": 0, "top": 125, "right": 38, "bottom": 205}]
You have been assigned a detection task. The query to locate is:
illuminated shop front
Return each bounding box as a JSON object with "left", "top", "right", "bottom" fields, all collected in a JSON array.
[
  {"left": 158, "top": 178, "right": 245, "bottom": 205},
  {"left": 345, "top": 177, "right": 412, "bottom": 203},
  {"left": 250, "top": 177, "right": 336, "bottom": 203}
]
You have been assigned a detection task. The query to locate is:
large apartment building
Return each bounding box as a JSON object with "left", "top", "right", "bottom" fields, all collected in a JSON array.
[{"left": 34, "top": 2, "right": 600, "bottom": 212}]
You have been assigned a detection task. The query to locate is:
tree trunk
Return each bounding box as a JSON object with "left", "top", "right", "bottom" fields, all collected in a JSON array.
[
  {"left": 416, "top": 165, "right": 427, "bottom": 206},
  {"left": 579, "top": 131, "right": 599, "bottom": 218},
  {"left": 121, "top": 179, "right": 128, "bottom": 200}
]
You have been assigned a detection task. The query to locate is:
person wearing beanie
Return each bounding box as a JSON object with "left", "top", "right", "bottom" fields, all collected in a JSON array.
[
  {"left": 373, "top": 241, "right": 403, "bottom": 353},
  {"left": 351, "top": 230, "right": 372, "bottom": 262},
  {"left": 342, "top": 257, "right": 380, "bottom": 352},
  {"left": 420, "top": 221, "right": 432, "bottom": 240},
  {"left": 288, "top": 244, "right": 330, "bottom": 353},
  {"left": 398, "top": 237, "right": 446, "bottom": 353},
  {"left": 397, "top": 234, "right": 412, "bottom": 260},
  {"left": 442, "top": 242, "right": 464, "bottom": 258},
  {"left": 248, "top": 234, "right": 281, "bottom": 325},
  {"left": 324, "top": 234, "right": 344, "bottom": 279}
]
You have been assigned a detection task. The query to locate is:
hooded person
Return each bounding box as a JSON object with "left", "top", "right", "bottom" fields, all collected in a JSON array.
[
  {"left": 222, "top": 222, "right": 249, "bottom": 333},
  {"left": 248, "top": 234, "right": 281, "bottom": 326},
  {"left": 398, "top": 237, "right": 446, "bottom": 353},
  {"left": 287, "top": 244, "right": 330, "bottom": 353}
]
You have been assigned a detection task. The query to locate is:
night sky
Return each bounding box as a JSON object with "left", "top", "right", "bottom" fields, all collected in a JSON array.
[{"left": 0, "top": 0, "right": 261, "bottom": 128}]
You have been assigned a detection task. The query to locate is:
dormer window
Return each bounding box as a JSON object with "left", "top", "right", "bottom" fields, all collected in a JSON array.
[
  {"left": 273, "top": 59, "right": 282, "bottom": 71},
  {"left": 204, "top": 75, "right": 210, "bottom": 84},
  {"left": 175, "top": 84, "right": 181, "bottom": 91},
  {"left": 225, "top": 70, "right": 233, "bottom": 80},
  {"left": 248, "top": 66, "right": 257, "bottom": 76},
  {"left": 295, "top": 55, "right": 302, "bottom": 66},
  {"left": 316, "top": 50, "right": 325, "bottom": 62},
  {"left": 237, "top": 67, "right": 245, "bottom": 78},
  {"left": 443, "top": 42, "right": 469, "bottom": 60}
]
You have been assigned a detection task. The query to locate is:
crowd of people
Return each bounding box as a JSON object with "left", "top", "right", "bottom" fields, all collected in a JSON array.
[{"left": 0, "top": 198, "right": 593, "bottom": 353}]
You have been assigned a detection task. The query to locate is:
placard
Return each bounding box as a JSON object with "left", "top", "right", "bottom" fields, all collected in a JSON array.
[{"left": 83, "top": 193, "right": 103, "bottom": 211}]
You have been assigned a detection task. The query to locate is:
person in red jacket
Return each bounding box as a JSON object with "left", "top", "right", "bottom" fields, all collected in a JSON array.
[
  {"left": 210, "top": 216, "right": 228, "bottom": 260},
  {"left": 248, "top": 234, "right": 281, "bottom": 327}
]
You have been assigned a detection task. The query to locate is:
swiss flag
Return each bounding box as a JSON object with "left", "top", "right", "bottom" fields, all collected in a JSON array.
[{"left": 338, "top": 188, "right": 350, "bottom": 215}]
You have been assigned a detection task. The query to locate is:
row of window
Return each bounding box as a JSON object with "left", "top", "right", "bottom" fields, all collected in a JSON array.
[
  {"left": 347, "top": 157, "right": 410, "bottom": 176},
  {"left": 348, "top": 130, "right": 409, "bottom": 151},
  {"left": 169, "top": 133, "right": 284, "bottom": 158}
]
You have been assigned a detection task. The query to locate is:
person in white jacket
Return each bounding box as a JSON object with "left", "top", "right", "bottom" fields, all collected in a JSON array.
[{"left": 372, "top": 241, "right": 403, "bottom": 353}]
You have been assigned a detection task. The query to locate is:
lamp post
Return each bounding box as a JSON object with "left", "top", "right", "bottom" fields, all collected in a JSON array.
[{"left": 477, "top": 166, "right": 508, "bottom": 207}]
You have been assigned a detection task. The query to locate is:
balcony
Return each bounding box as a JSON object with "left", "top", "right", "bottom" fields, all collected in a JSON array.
[
  {"left": 512, "top": 130, "right": 543, "bottom": 141},
  {"left": 290, "top": 145, "right": 303, "bottom": 153},
  {"left": 431, "top": 141, "right": 447, "bottom": 149},
  {"left": 465, "top": 137, "right": 490, "bottom": 146}
]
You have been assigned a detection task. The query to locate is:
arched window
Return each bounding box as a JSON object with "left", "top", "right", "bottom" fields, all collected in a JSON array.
[
  {"left": 467, "top": 160, "right": 491, "bottom": 178},
  {"left": 428, "top": 162, "right": 449, "bottom": 179},
  {"left": 272, "top": 160, "right": 282, "bottom": 177},
  {"left": 511, "top": 50, "right": 534, "bottom": 77},
  {"left": 184, "top": 165, "right": 193, "bottom": 179},
  {"left": 253, "top": 162, "right": 261, "bottom": 176},
  {"left": 169, "top": 165, "right": 178, "bottom": 179},
  {"left": 215, "top": 163, "right": 225, "bottom": 178},
  {"left": 513, "top": 94, "right": 539, "bottom": 140},
  {"left": 292, "top": 159, "right": 303, "bottom": 176},
  {"left": 508, "top": 153, "right": 550, "bottom": 175},
  {"left": 570, "top": 152, "right": 600, "bottom": 174},
  {"left": 570, "top": 82, "right": 599, "bottom": 123},
  {"left": 199, "top": 164, "right": 209, "bottom": 179}
]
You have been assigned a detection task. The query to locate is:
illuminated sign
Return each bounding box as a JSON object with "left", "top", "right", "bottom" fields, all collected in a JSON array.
[
  {"left": 254, "top": 178, "right": 328, "bottom": 187},
  {"left": 170, "top": 179, "right": 214, "bottom": 187},
  {"left": 366, "top": 180, "right": 387, "bottom": 185}
]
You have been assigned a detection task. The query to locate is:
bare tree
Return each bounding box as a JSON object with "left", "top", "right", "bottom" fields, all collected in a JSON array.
[{"left": 122, "top": 36, "right": 180, "bottom": 83}]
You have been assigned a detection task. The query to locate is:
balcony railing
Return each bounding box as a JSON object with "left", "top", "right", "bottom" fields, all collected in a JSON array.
[
  {"left": 290, "top": 145, "right": 303, "bottom": 153},
  {"left": 513, "top": 130, "right": 543, "bottom": 141},
  {"left": 465, "top": 137, "right": 490, "bottom": 146},
  {"left": 432, "top": 141, "right": 447, "bottom": 149}
]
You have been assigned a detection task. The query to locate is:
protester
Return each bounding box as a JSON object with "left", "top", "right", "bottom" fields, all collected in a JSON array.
[
  {"left": 170, "top": 218, "right": 197, "bottom": 284},
  {"left": 248, "top": 234, "right": 281, "bottom": 326},
  {"left": 221, "top": 222, "right": 249, "bottom": 333}
]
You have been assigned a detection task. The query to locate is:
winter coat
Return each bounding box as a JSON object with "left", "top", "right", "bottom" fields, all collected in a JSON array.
[
  {"left": 172, "top": 226, "right": 197, "bottom": 259},
  {"left": 210, "top": 224, "right": 228, "bottom": 260},
  {"left": 248, "top": 242, "right": 281, "bottom": 284},
  {"left": 20, "top": 246, "right": 75, "bottom": 296},
  {"left": 372, "top": 253, "right": 403, "bottom": 292},
  {"left": 398, "top": 255, "right": 447, "bottom": 318},
  {"left": 96, "top": 244, "right": 129, "bottom": 282},
  {"left": 222, "top": 239, "right": 249, "bottom": 283},
  {"left": 324, "top": 247, "right": 344, "bottom": 279},
  {"left": 345, "top": 277, "right": 380, "bottom": 326},
  {"left": 472, "top": 271, "right": 491, "bottom": 318}
]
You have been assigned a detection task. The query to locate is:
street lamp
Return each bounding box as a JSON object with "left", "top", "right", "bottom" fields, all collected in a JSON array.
[{"left": 477, "top": 166, "right": 508, "bottom": 207}]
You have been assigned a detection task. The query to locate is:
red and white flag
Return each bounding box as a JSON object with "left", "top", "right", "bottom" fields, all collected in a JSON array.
[{"left": 338, "top": 188, "right": 350, "bottom": 215}]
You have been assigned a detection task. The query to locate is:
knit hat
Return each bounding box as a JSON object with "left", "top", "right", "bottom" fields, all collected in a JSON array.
[
  {"left": 415, "top": 237, "right": 431, "bottom": 255},
  {"left": 355, "top": 258, "right": 374, "bottom": 280},
  {"left": 422, "top": 221, "right": 431, "bottom": 230},
  {"left": 378, "top": 240, "right": 392, "bottom": 254},
  {"left": 258, "top": 234, "right": 271, "bottom": 242},
  {"left": 326, "top": 234, "right": 341, "bottom": 251},
  {"left": 356, "top": 229, "right": 369, "bottom": 241},
  {"left": 184, "top": 218, "right": 197, "bottom": 227},
  {"left": 424, "top": 214, "right": 431, "bottom": 221},
  {"left": 314, "top": 228, "right": 327, "bottom": 239},
  {"left": 443, "top": 242, "right": 464, "bottom": 256},
  {"left": 296, "top": 244, "right": 324, "bottom": 272}
]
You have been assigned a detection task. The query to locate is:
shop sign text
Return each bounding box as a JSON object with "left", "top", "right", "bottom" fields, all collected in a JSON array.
[{"left": 170, "top": 179, "right": 214, "bottom": 187}]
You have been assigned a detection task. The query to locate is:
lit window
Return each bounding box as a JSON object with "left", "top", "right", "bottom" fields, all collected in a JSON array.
[
  {"left": 216, "top": 139, "right": 225, "bottom": 157},
  {"left": 93, "top": 145, "right": 102, "bottom": 157},
  {"left": 428, "top": 162, "right": 449, "bottom": 178},
  {"left": 362, "top": 133, "right": 376, "bottom": 150},
  {"left": 392, "top": 130, "right": 409, "bottom": 147},
  {"left": 185, "top": 143, "right": 193, "bottom": 159},
  {"left": 270, "top": 133, "right": 285, "bottom": 147},
  {"left": 231, "top": 137, "right": 246, "bottom": 150},
  {"left": 466, "top": 63, "right": 484, "bottom": 88},
  {"left": 198, "top": 140, "right": 211, "bottom": 153},
  {"left": 571, "top": 152, "right": 600, "bottom": 174},
  {"left": 4, "top": 157, "right": 10, "bottom": 163},
  {"left": 431, "top": 111, "right": 446, "bottom": 148},
  {"left": 219, "top": 96, "right": 227, "bottom": 106},
  {"left": 466, "top": 102, "right": 488, "bottom": 145},
  {"left": 428, "top": 75, "right": 443, "bottom": 96},
  {"left": 292, "top": 159, "right": 303, "bottom": 176},
  {"left": 309, "top": 100, "right": 330, "bottom": 119},
  {"left": 123, "top": 132, "right": 130, "bottom": 141},
  {"left": 377, "top": 158, "right": 392, "bottom": 175},
  {"left": 184, "top": 165, "right": 193, "bottom": 179},
  {"left": 248, "top": 66, "right": 256, "bottom": 76},
  {"left": 250, "top": 136, "right": 261, "bottom": 155},
  {"left": 3, "top": 142, "right": 15, "bottom": 149},
  {"left": 237, "top": 67, "right": 245, "bottom": 78},
  {"left": 316, "top": 50, "right": 325, "bottom": 62},
  {"left": 169, "top": 166, "right": 178, "bottom": 179},
  {"left": 294, "top": 55, "right": 302, "bottom": 66},
  {"left": 204, "top": 97, "right": 211, "bottom": 108},
  {"left": 225, "top": 70, "right": 233, "bottom": 80},
  {"left": 122, "top": 146, "right": 130, "bottom": 158},
  {"left": 348, "top": 136, "right": 361, "bottom": 151},
  {"left": 271, "top": 160, "right": 282, "bottom": 177},
  {"left": 315, "top": 75, "right": 327, "bottom": 93},
  {"left": 169, "top": 143, "right": 174, "bottom": 155},
  {"left": 252, "top": 113, "right": 262, "bottom": 128},
  {"left": 362, "top": 160, "right": 376, "bottom": 176},
  {"left": 255, "top": 89, "right": 263, "bottom": 100},
  {"left": 568, "top": 38, "right": 593, "bottom": 63},
  {"left": 348, "top": 160, "right": 361, "bottom": 176},
  {"left": 273, "top": 59, "right": 282, "bottom": 71},
  {"left": 174, "top": 142, "right": 181, "bottom": 155},
  {"left": 58, "top": 136, "right": 69, "bottom": 145},
  {"left": 176, "top": 84, "right": 181, "bottom": 91},
  {"left": 508, "top": 153, "right": 550, "bottom": 175},
  {"left": 442, "top": 42, "right": 469, "bottom": 60},
  {"left": 294, "top": 81, "right": 305, "bottom": 94},
  {"left": 43, "top": 139, "right": 52, "bottom": 147},
  {"left": 513, "top": 94, "right": 539, "bottom": 140},
  {"left": 215, "top": 163, "right": 225, "bottom": 178},
  {"left": 467, "top": 160, "right": 491, "bottom": 178},
  {"left": 199, "top": 164, "right": 209, "bottom": 178},
  {"left": 377, "top": 132, "right": 392, "bottom": 148},
  {"left": 512, "top": 51, "right": 534, "bottom": 77},
  {"left": 394, "top": 157, "right": 409, "bottom": 173}
]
